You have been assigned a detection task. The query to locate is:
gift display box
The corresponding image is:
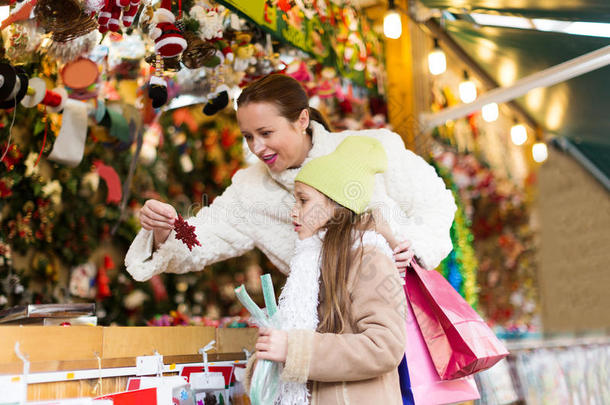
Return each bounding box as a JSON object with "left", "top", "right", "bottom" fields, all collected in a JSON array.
[{"left": 0, "top": 326, "right": 257, "bottom": 401}]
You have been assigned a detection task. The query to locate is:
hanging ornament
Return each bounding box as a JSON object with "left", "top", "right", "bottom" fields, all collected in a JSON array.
[
  {"left": 98, "top": 0, "right": 142, "bottom": 33},
  {"left": 96, "top": 255, "right": 113, "bottom": 300},
  {"left": 145, "top": 53, "right": 181, "bottom": 72},
  {"left": 150, "top": 274, "right": 168, "bottom": 302},
  {"left": 85, "top": 0, "right": 106, "bottom": 14},
  {"left": 148, "top": 54, "right": 168, "bottom": 109},
  {"left": 93, "top": 160, "right": 123, "bottom": 204},
  {"left": 122, "top": 0, "right": 141, "bottom": 28},
  {"left": 69, "top": 262, "right": 97, "bottom": 299},
  {"left": 46, "top": 30, "right": 101, "bottom": 64},
  {"left": 174, "top": 214, "right": 201, "bottom": 251},
  {"left": 202, "top": 84, "right": 230, "bottom": 116},
  {"left": 61, "top": 58, "right": 99, "bottom": 92},
  {"left": 138, "top": 2, "right": 155, "bottom": 33},
  {"left": 0, "top": 64, "right": 29, "bottom": 110},
  {"left": 1, "top": 0, "right": 36, "bottom": 31},
  {"left": 36, "top": 0, "right": 97, "bottom": 41},
  {"left": 181, "top": 31, "right": 216, "bottom": 70},
  {"left": 5, "top": 25, "right": 31, "bottom": 64},
  {"left": 189, "top": 4, "right": 225, "bottom": 40},
  {"left": 150, "top": 0, "right": 187, "bottom": 58},
  {"left": 20, "top": 78, "right": 68, "bottom": 112},
  {"left": 233, "top": 32, "right": 256, "bottom": 72}
]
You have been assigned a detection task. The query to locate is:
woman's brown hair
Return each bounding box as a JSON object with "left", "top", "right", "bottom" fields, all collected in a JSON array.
[
  {"left": 317, "top": 204, "right": 376, "bottom": 334},
  {"left": 236, "top": 73, "right": 331, "bottom": 135}
]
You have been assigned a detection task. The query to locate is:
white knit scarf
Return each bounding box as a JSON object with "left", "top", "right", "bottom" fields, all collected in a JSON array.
[
  {"left": 273, "top": 230, "right": 394, "bottom": 405},
  {"left": 274, "top": 231, "right": 324, "bottom": 405}
]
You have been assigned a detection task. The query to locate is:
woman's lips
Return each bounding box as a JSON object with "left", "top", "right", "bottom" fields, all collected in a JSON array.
[{"left": 262, "top": 154, "right": 278, "bottom": 165}]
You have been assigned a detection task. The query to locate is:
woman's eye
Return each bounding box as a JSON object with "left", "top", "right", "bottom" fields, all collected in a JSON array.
[
  {"left": 262, "top": 131, "right": 271, "bottom": 136},
  {"left": 244, "top": 135, "right": 252, "bottom": 141}
]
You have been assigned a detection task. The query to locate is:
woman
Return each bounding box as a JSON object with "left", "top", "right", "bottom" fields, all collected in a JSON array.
[{"left": 125, "top": 74, "right": 456, "bottom": 281}]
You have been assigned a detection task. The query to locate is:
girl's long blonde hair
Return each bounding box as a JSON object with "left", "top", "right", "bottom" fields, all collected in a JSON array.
[{"left": 317, "top": 204, "right": 375, "bottom": 334}]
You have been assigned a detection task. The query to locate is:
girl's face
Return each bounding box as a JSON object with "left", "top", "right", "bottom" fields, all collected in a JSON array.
[
  {"left": 237, "top": 102, "right": 311, "bottom": 173},
  {"left": 291, "top": 182, "right": 336, "bottom": 240}
]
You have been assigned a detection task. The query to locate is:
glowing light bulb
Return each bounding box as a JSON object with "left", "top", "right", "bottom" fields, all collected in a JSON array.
[
  {"left": 428, "top": 39, "right": 446, "bottom": 75},
  {"left": 383, "top": 10, "right": 402, "bottom": 39},
  {"left": 459, "top": 77, "right": 477, "bottom": 104},
  {"left": 532, "top": 142, "right": 548, "bottom": 162},
  {"left": 0, "top": 6, "right": 9, "bottom": 23},
  {"left": 511, "top": 124, "right": 528, "bottom": 145},
  {"left": 482, "top": 103, "right": 499, "bottom": 122}
]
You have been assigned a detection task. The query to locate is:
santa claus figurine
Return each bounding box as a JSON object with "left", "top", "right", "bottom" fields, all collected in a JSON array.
[{"left": 150, "top": 0, "right": 187, "bottom": 58}]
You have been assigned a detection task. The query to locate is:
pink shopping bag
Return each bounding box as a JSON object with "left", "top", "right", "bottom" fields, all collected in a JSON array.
[
  {"left": 403, "top": 281, "right": 480, "bottom": 404},
  {"left": 404, "top": 258, "right": 509, "bottom": 380}
]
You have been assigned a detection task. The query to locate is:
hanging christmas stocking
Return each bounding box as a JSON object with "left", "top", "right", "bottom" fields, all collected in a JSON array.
[{"left": 48, "top": 99, "right": 89, "bottom": 167}]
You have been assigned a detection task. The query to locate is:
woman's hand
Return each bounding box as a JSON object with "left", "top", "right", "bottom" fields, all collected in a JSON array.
[
  {"left": 139, "top": 199, "right": 177, "bottom": 248},
  {"left": 255, "top": 327, "right": 288, "bottom": 362}
]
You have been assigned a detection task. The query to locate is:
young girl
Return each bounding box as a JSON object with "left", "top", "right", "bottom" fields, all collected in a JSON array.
[{"left": 245, "top": 136, "right": 407, "bottom": 405}]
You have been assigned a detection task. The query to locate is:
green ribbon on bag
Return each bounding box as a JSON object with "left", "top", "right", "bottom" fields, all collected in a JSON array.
[{"left": 234, "top": 274, "right": 281, "bottom": 405}]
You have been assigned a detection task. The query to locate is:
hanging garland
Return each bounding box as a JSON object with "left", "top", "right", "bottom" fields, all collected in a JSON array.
[{"left": 433, "top": 161, "right": 479, "bottom": 309}]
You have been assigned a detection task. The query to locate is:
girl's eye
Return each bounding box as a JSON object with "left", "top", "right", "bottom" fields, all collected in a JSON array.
[
  {"left": 300, "top": 199, "right": 306, "bottom": 204},
  {"left": 261, "top": 131, "right": 271, "bottom": 136},
  {"left": 244, "top": 135, "right": 252, "bottom": 141}
]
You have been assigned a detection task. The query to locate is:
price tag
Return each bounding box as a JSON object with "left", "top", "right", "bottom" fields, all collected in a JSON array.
[{"left": 0, "top": 375, "right": 26, "bottom": 404}]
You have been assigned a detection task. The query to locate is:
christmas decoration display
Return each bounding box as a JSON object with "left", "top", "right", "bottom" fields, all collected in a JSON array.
[
  {"left": 433, "top": 161, "right": 479, "bottom": 309},
  {"left": 431, "top": 146, "right": 539, "bottom": 333},
  {"left": 426, "top": 66, "right": 540, "bottom": 335},
  {"left": 430, "top": 121, "right": 539, "bottom": 335},
  {"left": 0, "top": 0, "right": 389, "bottom": 328}
]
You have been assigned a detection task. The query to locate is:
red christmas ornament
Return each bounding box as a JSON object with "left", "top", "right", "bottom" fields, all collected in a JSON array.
[
  {"left": 97, "top": 265, "right": 111, "bottom": 299},
  {"left": 150, "top": 274, "right": 168, "bottom": 302},
  {"left": 97, "top": 254, "right": 114, "bottom": 300},
  {"left": 174, "top": 214, "right": 201, "bottom": 251}
]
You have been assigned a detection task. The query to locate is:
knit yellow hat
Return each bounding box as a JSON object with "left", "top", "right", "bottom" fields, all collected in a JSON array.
[{"left": 295, "top": 136, "right": 387, "bottom": 214}]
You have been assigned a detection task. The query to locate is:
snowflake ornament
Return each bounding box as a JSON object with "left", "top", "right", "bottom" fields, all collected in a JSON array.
[{"left": 174, "top": 214, "right": 201, "bottom": 251}]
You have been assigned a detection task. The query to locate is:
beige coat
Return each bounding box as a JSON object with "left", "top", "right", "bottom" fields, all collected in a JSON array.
[{"left": 246, "top": 244, "right": 407, "bottom": 405}]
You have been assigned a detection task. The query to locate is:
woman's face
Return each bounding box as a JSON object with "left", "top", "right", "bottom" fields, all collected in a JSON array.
[
  {"left": 291, "top": 182, "right": 335, "bottom": 240},
  {"left": 237, "top": 102, "right": 311, "bottom": 173}
]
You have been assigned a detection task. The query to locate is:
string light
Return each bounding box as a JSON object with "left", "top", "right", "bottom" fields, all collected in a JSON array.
[
  {"left": 0, "top": 6, "right": 9, "bottom": 22},
  {"left": 511, "top": 123, "right": 528, "bottom": 145},
  {"left": 482, "top": 102, "right": 499, "bottom": 122},
  {"left": 459, "top": 71, "right": 477, "bottom": 103},
  {"left": 383, "top": 0, "right": 402, "bottom": 39},
  {"left": 532, "top": 142, "right": 548, "bottom": 162},
  {"left": 428, "top": 38, "right": 447, "bottom": 75},
  {"left": 532, "top": 128, "right": 548, "bottom": 162}
]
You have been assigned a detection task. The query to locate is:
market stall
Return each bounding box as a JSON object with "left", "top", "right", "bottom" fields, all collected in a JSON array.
[{"left": 1, "top": 0, "right": 607, "bottom": 403}]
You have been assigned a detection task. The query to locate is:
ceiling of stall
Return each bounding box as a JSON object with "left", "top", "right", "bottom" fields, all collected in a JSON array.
[
  {"left": 419, "top": 0, "right": 610, "bottom": 22},
  {"left": 442, "top": 20, "right": 610, "bottom": 177},
  {"left": 352, "top": 0, "right": 610, "bottom": 181}
]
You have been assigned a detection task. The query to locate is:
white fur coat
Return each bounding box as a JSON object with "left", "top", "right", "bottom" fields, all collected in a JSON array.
[{"left": 125, "top": 121, "right": 457, "bottom": 281}]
